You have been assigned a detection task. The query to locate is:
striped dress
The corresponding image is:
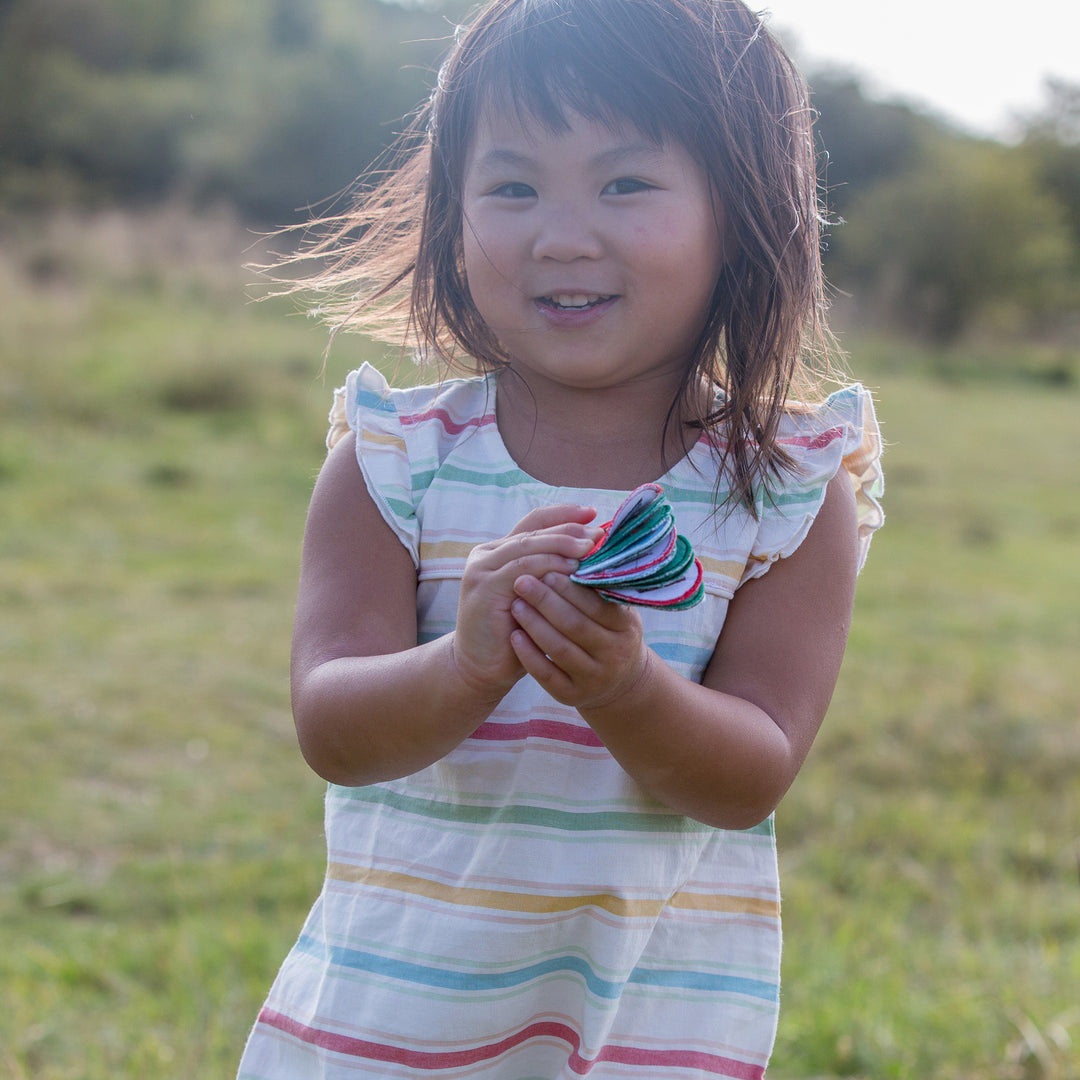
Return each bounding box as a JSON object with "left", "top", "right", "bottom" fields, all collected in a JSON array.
[{"left": 238, "top": 363, "right": 883, "bottom": 1080}]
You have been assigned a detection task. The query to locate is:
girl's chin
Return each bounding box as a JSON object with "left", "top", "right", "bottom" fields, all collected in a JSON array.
[{"left": 501, "top": 355, "right": 681, "bottom": 395}]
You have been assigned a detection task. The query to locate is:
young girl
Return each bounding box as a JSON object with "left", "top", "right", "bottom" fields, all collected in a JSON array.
[{"left": 239, "top": 0, "right": 883, "bottom": 1077}]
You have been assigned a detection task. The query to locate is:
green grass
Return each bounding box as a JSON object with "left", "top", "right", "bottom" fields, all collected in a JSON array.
[
  {"left": 772, "top": 375, "right": 1080, "bottom": 1079},
  {"left": 1, "top": 212, "right": 1078, "bottom": 1079}
]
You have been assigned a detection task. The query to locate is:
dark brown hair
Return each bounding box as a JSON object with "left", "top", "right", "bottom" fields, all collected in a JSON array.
[{"left": 286, "top": 0, "right": 839, "bottom": 507}]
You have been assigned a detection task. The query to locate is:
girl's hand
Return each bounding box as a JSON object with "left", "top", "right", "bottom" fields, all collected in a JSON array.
[
  {"left": 453, "top": 505, "right": 602, "bottom": 698},
  {"left": 508, "top": 571, "right": 648, "bottom": 711}
]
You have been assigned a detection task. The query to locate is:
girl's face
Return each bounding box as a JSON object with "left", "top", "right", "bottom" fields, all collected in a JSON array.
[{"left": 461, "top": 107, "right": 725, "bottom": 395}]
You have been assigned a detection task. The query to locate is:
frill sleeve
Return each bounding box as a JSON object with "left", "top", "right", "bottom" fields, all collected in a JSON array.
[
  {"left": 326, "top": 362, "right": 420, "bottom": 568},
  {"left": 740, "top": 384, "right": 884, "bottom": 586}
]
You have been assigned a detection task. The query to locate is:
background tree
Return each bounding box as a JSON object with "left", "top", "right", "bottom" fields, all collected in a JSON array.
[
  {"left": 1018, "top": 79, "right": 1080, "bottom": 267},
  {"left": 810, "top": 71, "right": 947, "bottom": 219},
  {"left": 811, "top": 73, "right": 1077, "bottom": 343},
  {"left": 0, "top": 0, "right": 467, "bottom": 221},
  {"left": 0, "top": 1, "right": 1075, "bottom": 345},
  {"left": 824, "top": 140, "right": 1071, "bottom": 342}
]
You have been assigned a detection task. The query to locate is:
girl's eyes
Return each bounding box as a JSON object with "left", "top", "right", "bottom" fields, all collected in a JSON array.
[
  {"left": 488, "top": 178, "right": 654, "bottom": 199},
  {"left": 490, "top": 182, "right": 537, "bottom": 199},
  {"left": 602, "top": 177, "right": 654, "bottom": 196}
]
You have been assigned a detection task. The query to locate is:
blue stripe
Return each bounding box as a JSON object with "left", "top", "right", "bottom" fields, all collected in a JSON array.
[
  {"left": 354, "top": 385, "right": 398, "bottom": 414},
  {"left": 629, "top": 966, "right": 778, "bottom": 1002},
  {"left": 651, "top": 642, "right": 714, "bottom": 668},
  {"left": 297, "top": 935, "right": 621, "bottom": 999},
  {"left": 297, "top": 934, "right": 777, "bottom": 1002}
]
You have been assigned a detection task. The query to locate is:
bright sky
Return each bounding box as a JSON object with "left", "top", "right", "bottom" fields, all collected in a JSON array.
[{"left": 763, "top": 0, "right": 1080, "bottom": 138}]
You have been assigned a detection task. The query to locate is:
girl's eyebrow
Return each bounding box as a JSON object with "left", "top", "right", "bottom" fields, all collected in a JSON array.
[
  {"left": 591, "top": 142, "right": 667, "bottom": 170},
  {"left": 472, "top": 147, "right": 538, "bottom": 172},
  {"left": 472, "top": 141, "right": 666, "bottom": 174}
]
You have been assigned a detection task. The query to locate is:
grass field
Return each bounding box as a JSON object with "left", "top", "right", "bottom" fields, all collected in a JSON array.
[{"left": 1, "top": 210, "right": 1077, "bottom": 1079}]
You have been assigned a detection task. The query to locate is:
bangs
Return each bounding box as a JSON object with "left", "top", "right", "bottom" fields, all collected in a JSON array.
[{"left": 437, "top": 0, "right": 720, "bottom": 160}]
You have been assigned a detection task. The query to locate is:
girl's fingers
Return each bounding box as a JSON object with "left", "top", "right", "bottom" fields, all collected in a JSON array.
[
  {"left": 509, "top": 629, "right": 575, "bottom": 698},
  {"left": 519, "top": 571, "right": 635, "bottom": 633},
  {"left": 509, "top": 579, "right": 646, "bottom": 710},
  {"left": 467, "top": 506, "right": 603, "bottom": 585},
  {"left": 508, "top": 504, "right": 598, "bottom": 535},
  {"left": 512, "top": 574, "right": 639, "bottom": 663},
  {"left": 513, "top": 575, "right": 595, "bottom": 644},
  {"left": 510, "top": 593, "right": 592, "bottom": 672},
  {"left": 471, "top": 529, "right": 596, "bottom": 575}
]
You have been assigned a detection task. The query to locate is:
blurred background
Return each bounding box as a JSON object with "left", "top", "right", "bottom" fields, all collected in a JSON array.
[
  {"left": 1, "top": 2, "right": 1077, "bottom": 1078},
  {"left": 2, "top": 0, "right": 1078, "bottom": 345}
]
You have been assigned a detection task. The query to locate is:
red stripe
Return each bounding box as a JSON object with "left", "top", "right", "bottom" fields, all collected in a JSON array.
[
  {"left": 400, "top": 407, "right": 495, "bottom": 435},
  {"left": 780, "top": 426, "right": 843, "bottom": 451},
  {"left": 697, "top": 426, "right": 843, "bottom": 453},
  {"left": 468, "top": 718, "right": 604, "bottom": 748},
  {"left": 258, "top": 1009, "right": 765, "bottom": 1078}
]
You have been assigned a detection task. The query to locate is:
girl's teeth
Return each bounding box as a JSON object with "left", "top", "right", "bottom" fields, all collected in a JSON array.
[{"left": 549, "top": 294, "right": 603, "bottom": 309}]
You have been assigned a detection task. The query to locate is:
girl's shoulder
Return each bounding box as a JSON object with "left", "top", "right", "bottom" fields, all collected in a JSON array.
[
  {"left": 327, "top": 362, "right": 493, "bottom": 454},
  {"left": 740, "top": 383, "right": 884, "bottom": 583},
  {"left": 774, "top": 384, "right": 882, "bottom": 491},
  {"left": 324, "top": 363, "right": 499, "bottom": 567}
]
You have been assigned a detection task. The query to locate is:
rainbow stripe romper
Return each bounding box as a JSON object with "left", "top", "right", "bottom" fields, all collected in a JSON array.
[{"left": 238, "top": 363, "right": 883, "bottom": 1080}]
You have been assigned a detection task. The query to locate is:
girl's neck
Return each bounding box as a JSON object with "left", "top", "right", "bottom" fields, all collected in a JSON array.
[{"left": 494, "top": 368, "right": 708, "bottom": 490}]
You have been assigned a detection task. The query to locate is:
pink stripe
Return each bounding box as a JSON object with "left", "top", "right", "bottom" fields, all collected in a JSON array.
[
  {"left": 400, "top": 407, "right": 495, "bottom": 435},
  {"left": 698, "top": 430, "right": 729, "bottom": 451},
  {"left": 395, "top": 411, "right": 837, "bottom": 452},
  {"left": 780, "top": 426, "right": 843, "bottom": 451},
  {"left": 258, "top": 1009, "right": 764, "bottom": 1078},
  {"left": 467, "top": 718, "right": 605, "bottom": 748},
  {"left": 697, "top": 428, "right": 843, "bottom": 453}
]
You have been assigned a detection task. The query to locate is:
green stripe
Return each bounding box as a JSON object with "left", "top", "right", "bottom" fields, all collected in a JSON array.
[
  {"left": 663, "top": 480, "right": 733, "bottom": 506},
  {"left": 383, "top": 494, "right": 414, "bottom": 520},
  {"left": 762, "top": 482, "right": 827, "bottom": 510},
  {"left": 334, "top": 784, "right": 772, "bottom": 837}
]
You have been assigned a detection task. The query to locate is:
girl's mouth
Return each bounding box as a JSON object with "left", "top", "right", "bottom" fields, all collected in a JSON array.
[{"left": 539, "top": 293, "right": 615, "bottom": 311}]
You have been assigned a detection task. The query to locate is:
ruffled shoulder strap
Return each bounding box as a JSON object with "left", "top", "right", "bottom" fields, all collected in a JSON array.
[
  {"left": 327, "top": 363, "right": 421, "bottom": 566},
  {"left": 741, "top": 384, "right": 884, "bottom": 586}
]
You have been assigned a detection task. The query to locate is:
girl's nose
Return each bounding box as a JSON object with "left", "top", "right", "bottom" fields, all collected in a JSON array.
[{"left": 531, "top": 205, "right": 604, "bottom": 262}]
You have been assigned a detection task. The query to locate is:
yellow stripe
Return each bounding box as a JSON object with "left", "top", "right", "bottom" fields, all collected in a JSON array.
[
  {"left": 327, "top": 863, "right": 778, "bottom": 919},
  {"left": 669, "top": 890, "right": 779, "bottom": 918},
  {"left": 698, "top": 555, "right": 749, "bottom": 578},
  {"left": 361, "top": 428, "right": 407, "bottom": 452},
  {"left": 419, "top": 540, "right": 477, "bottom": 560}
]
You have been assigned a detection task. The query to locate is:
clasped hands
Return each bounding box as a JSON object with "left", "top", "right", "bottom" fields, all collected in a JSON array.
[{"left": 452, "top": 504, "right": 649, "bottom": 711}]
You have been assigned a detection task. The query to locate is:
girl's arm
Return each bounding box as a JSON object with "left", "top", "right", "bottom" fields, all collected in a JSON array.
[
  {"left": 290, "top": 436, "right": 599, "bottom": 786},
  {"left": 508, "top": 472, "right": 860, "bottom": 829}
]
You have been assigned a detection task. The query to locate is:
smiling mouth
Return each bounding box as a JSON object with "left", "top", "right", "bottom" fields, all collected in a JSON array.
[{"left": 539, "top": 293, "right": 615, "bottom": 311}]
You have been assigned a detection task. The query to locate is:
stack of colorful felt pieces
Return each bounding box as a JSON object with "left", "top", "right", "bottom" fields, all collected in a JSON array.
[{"left": 570, "top": 483, "right": 704, "bottom": 610}]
